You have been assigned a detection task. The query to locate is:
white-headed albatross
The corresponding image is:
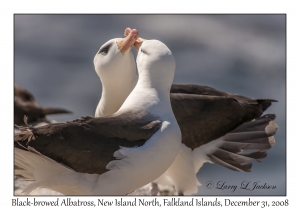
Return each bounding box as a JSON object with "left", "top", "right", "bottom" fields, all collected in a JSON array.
[
  {"left": 14, "top": 37, "right": 181, "bottom": 195},
  {"left": 92, "top": 28, "right": 278, "bottom": 195},
  {"left": 14, "top": 84, "right": 72, "bottom": 125}
]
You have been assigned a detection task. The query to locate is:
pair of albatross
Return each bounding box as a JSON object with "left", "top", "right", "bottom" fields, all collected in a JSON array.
[
  {"left": 94, "top": 28, "right": 278, "bottom": 195},
  {"left": 14, "top": 28, "right": 278, "bottom": 195}
]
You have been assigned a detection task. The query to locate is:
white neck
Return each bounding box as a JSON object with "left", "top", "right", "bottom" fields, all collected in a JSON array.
[
  {"left": 137, "top": 69, "right": 173, "bottom": 98},
  {"left": 95, "top": 73, "right": 138, "bottom": 117},
  {"left": 117, "top": 70, "right": 174, "bottom": 120}
]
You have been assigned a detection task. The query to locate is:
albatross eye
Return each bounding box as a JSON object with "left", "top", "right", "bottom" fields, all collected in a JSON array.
[
  {"left": 98, "top": 44, "right": 111, "bottom": 55},
  {"left": 99, "top": 47, "right": 108, "bottom": 55},
  {"left": 141, "top": 48, "right": 149, "bottom": 55}
]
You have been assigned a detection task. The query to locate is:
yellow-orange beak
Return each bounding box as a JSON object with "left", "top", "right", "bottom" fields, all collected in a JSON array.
[
  {"left": 124, "top": 27, "right": 147, "bottom": 51},
  {"left": 116, "top": 28, "right": 139, "bottom": 54}
]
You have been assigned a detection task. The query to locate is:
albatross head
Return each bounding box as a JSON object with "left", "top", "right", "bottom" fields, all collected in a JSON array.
[
  {"left": 93, "top": 29, "right": 139, "bottom": 86},
  {"left": 136, "top": 39, "right": 176, "bottom": 92}
]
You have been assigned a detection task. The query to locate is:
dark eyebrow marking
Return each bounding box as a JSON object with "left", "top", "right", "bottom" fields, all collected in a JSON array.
[
  {"left": 141, "top": 48, "right": 149, "bottom": 55},
  {"left": 98, "top": 43, "right": 112, "bottom": 54}
]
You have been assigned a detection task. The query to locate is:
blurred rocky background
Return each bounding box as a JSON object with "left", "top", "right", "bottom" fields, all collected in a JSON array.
[{"left": 14, "top": 14, "right": 286, "bottom": 196}]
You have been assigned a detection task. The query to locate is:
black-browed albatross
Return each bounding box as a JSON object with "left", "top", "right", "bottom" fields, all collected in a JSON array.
[
  {"left": 14, "top": 37, "right": 181, "bottom": 195},
  {"left": 92, "top": 28, "right": 278, "bottom": 195},
  {"left": 14, "top": 84, "right": 72, "bottom": 125}
]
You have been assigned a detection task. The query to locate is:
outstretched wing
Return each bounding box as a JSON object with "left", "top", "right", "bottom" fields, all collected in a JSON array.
[
  {"left": 14, "top": 113, "right": 161, "bottom": 175},
  {"left": 171, "top": 84, "right": 277, "bottom": 112},
  {"left": 170, "top": 93, "right": 275, "bottom": 149}
]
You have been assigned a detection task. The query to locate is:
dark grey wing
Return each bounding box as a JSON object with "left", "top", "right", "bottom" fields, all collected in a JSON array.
[
  {"left": 171, "top": 84, "right": 229, "bottom": 96},
  {"left": 170, "top": 93, "right": 273, "bottom": 149},
  {"left": 14, "top": 84, "right": 72, "bottom": 124},
  {"left": 208, "top": 114, "right": 278, "bottom": 172},
  {"left": 14, "top": 113, "right": 161, "bottom": 175},
  {"left": 171, "top": 84, "right": 277, "bottom": 112}
]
